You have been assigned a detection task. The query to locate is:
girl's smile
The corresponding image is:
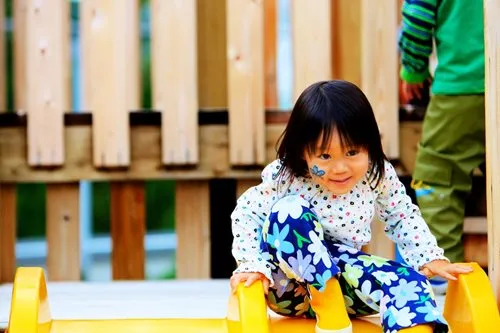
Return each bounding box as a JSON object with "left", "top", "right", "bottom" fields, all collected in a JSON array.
[{"left": 305, "top": 130, "right": 369, "bottom": 195}]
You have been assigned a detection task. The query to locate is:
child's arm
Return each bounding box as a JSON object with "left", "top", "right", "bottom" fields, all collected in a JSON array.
[
  {"left": 398, "top": 0, "right": 438, "bottom": 84},
  {"left": 230, "top": 160, "right": 284, "bottom": 286},
  {"left": 375, "top": 161, "right": 448, "bottom": 271}
]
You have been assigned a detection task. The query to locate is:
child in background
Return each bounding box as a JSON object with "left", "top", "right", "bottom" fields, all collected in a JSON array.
[
  {"left": 398, "top": 0, "right": 485, "bottom": 295},
  {"left": 229, "top": 80, "right": 472, "bottom": 333}
]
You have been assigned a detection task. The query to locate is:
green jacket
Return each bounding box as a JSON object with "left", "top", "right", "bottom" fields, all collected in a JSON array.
[{"left": 398, "top": 0, "right": 485, "bottom": 94}]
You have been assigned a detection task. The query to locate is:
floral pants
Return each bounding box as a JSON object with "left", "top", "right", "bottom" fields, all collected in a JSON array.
[{"left": 260, "top": 195, "right": 448, "bottom": 333}]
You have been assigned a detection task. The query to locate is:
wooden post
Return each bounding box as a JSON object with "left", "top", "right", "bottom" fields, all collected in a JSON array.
[
  {"left": 332, "top": 0, "right": 361, "bottom": 86},
  {"left": 110, "top": 182, "right": 145, "bottom": 280},
  {"left": 81, "top": 0, "right": 140, "bottom": 167},
  {"left": 151, "top": 0, "right": 199, "bottom": 165},
  {"left": 0, "top": 185, "right": 16, "bottom": 283},
  {"left": 46, "top": 183, "right": 80, "bottom": 281},
  {"left": 291, "top": 0, "right": 332, "bottom": 102},
  {"left": 264, "top": 0, "right": 278, "bottom": 109},
  {"left": 175, "top": 181, "right": 210, "bottom": 278},
  {"left": 13, "top": 0, "right": 27, "bottom": 111},
  {"left": 226, "top": 0, "right": 266, "bottom": 166},
  {"left": 25, "top": 0, "right": 69, "bottom": 166},
  {"left": 360, "top": 0, "right": 399, "bottom": 159},
  {"left": 484, "top": 0, "right": 500, "bottom": 307}
]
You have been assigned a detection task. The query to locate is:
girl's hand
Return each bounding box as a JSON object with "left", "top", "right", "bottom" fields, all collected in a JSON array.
[
  {"left": 420, "top": 260, "right": 473, "bottom": 280},
  {"left": 230, "top": 272, "right": 270, "bottom": 294}
]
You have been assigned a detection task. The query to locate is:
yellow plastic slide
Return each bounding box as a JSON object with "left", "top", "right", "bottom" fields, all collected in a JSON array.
[{"left": 5, "top": 262, "right": 499, "bottom": 333}]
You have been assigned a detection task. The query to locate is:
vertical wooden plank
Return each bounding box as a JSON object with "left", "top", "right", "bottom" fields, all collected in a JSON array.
[
  {"left": 197, "top": 0, "right": 227, "bottom": 109},
  {"left": 151, "top": 0, "right": 198, "bottom": 165},
  {"left": 264, "top": 0, "right": 278, "bottom": 109},
  {"left": 227, "top": 0, "right": 266, "bottom": 165},
  {"left": 291, "top": 0, "right": 332, "bottom": 102},
  {"left": 175, "top": 181, "right": 210, "bottom": 278},
  {"left": 25, "top": 0, "right": 69, "bottom": 166},
  {"left": 81, "top": 0, "right": 140, "bottom": 167},
  {"left": 361, "top": 0, "right": 399, "bottom": 159},
  {"left": 110, "top": 182, "right": 145, "bottom": 280},
  {"left": 331, "top": 0, "right": 361, "bottom": 86},
  {"left": 484, "top": 0, "right": 500, "bottom": 307},
  {"left": 0, "top": 184, "right": 16, "bottom": 283},
  {"left": 46, "top": 183, "right": 80, "bottom": 281},
  {"left": 0, "top": 0, "right": 5, "bottom": 111},
  {"left": 13, "top": 0, "right": 27, "bottom": 111}
]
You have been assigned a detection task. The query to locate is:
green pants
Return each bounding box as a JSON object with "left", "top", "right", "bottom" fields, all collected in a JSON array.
[{"left": 411, "top": 94, "right": 485, "bottom": 263}]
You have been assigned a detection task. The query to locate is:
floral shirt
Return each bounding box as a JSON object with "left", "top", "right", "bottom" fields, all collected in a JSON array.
[{"left": 231, "top": 159, "right": 447, "bottom": 282}]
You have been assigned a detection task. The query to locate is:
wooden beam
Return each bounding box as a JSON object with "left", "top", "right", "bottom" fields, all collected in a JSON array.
[
  {"left": 484, "top": 0, "right": 500, "bottom": 307},
  {"left": 0, "top": 184, "right": 16, "bottom": 283},
  {"left": 81, "top": 0, "right": 140, "bottom": 167},
  {"left": 175, "top": 181, "right": 210, "bottom": 278},
  {"left": 0, "top": 124, "right": 287, "bottom": 182},
  {"left": 226, "top": 0, "right": 266, "bottom": 165},
  {"left": 13, "top": 0, "right": 27, "bottom": 111},
  {"left": 264, "top": 0, "right": 278, "bottom": 109},
  {"left": 25, "top": 0, "right": 69, "bottom": 166},
  {"left": 331, "top": 0, "right": 361, "bottom": 86},
  {"left": 110, "top": 181, "right": 145, "bottom": 280},
  {"left": 361, "top": 0, "right": 399, "bottom": 159},
  {"left": 46, "top": 183, "right": 80, "bottom": 281},
  {"left": 291, "top": 0, "right": 332, "bottom": 102},
  {"left": 151, "top": 0, "right": 199, "bottom": 165},
  {"left": 197, "top": 0, "right": 227, "bottom": 109}
]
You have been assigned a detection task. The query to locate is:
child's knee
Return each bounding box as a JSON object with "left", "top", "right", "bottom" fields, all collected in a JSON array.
[{"left": 267, "top": 195, "right": 319, "bottom": 229}]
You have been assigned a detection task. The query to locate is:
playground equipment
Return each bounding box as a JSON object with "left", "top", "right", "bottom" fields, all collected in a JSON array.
[{"left": 5, "top": 262, "right": 499, "bottom": 333}]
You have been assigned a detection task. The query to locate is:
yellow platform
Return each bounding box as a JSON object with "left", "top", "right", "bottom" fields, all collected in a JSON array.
[{"left": 4, "top": 262, "right": 499, "bottom": 333}]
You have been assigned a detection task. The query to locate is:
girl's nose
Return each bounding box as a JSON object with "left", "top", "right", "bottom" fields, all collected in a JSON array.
[{"left": 329, "top": 160, "right": 348, "bottom": 174}]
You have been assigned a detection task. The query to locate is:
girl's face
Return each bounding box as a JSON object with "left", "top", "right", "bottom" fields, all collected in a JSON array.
[{"left": 304, "top": 130, "right": 370, "bottom": 195}]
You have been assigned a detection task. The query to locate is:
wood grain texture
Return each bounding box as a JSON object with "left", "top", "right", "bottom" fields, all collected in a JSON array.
[
  {"left": 46, "top": 183, "right": 80, "bottom": 281},
  {"left": 110, "top": 182, "right": 145, "bottom": 280},
  {"left": 0, "top": 184, "right": 16, "bottom": 283},
  {"left": 151, "top": 0, "right": 199, "bottom": 165}
]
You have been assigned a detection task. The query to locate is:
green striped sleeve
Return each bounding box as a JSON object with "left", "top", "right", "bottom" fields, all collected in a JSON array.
[{"left": 398, "top": 0, "right": 438, "bottom": 83}]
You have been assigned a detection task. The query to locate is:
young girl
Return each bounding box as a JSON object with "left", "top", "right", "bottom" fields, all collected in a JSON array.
[{"left": 229, "top": 80, "right": 472, "bottom": 333}]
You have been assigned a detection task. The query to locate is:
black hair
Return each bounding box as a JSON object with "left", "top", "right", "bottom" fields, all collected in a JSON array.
[{"left": 276, "top": 80, "right": 387, "bottom": 189}]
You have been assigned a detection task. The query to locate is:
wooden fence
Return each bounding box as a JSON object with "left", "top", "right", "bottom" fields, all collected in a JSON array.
[{"left": 0, "top": 0, "right": 499, "bottom": 305}]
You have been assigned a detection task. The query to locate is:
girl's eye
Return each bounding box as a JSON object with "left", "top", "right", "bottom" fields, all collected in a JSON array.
[
  {"left": 346, "top": 150, "right": 359, "bottom": 157},
  {"left": 319, "top": 153, "right": 331, "bottom": 160}
]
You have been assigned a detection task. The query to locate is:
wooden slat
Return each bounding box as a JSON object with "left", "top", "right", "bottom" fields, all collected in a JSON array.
[
  {"left": 81, "top": 0, "right": 140, "bottom": 167},
  {"left": 46, "top": 183, "right": 80, "bottom": 281},
  {"left": 0, "top": 0, "right": 5, "bottom": 111},
  {"left": 331, "top": 0, "right": 361, "bottom": 86},
  {"left": 484, "top": 0, "right": 500, "bottom": 307},
  {"left": 0, "top": 184, "right": 16, "bottom": 283},
  {"left": 361, "top": 0, "right": 399, "bottom": 159},
  {"left": 25, "top": 0, "right": 69, "bottom": 166},
  {"left": 264, "top": 0, "right": 278, "bottom": 109},
  {"left": 0, "top": 124, "right": 288, "bottom": 182},
  {"left": 291, "top": 0, "right": 332, "bottom": 102},
  {"left": 151, "top": 0, "right": 198, "bottom": 165},
  {"left": 197, "top": 0, "right": 227, "bottom": 109},
  {"left": 13, "top": 0, "right": 27, "bottom": 111},
  {"left": 110, "top": 182, "right": 145, "bottom": 280},
  {"left": 175, "top": 181, "right": 210, "bottom": 278},
  {"left": 226, "top": 0, "right": 266, "bottom": 165}
]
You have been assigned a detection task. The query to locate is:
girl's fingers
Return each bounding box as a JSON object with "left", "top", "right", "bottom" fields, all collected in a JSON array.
[
  {"left": 230, "top": 275, "right": 247, "bottom": 293},
  {"left": 244, "top": 274, "right": 259, "bottom": 287},
  {"left": 435, "top": 269, "right": 457, "bottom": 281},
  {"left": 262, "top": 278, "right": 270, "bottom": 295}
]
